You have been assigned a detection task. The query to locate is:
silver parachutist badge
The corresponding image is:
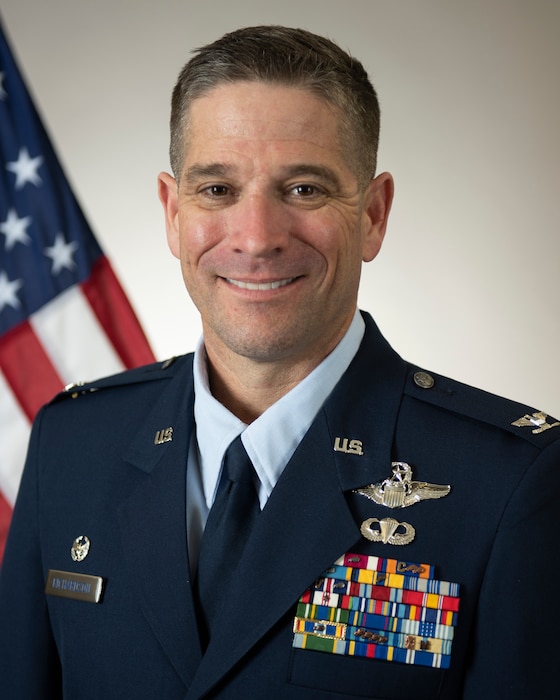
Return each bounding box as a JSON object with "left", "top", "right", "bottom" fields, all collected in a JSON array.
[
  {"left": 354, "top": 462, "right": 451, "bottom": 509},
  {"left": 360, "top": 517, "right": 415, "bottom": 545}
]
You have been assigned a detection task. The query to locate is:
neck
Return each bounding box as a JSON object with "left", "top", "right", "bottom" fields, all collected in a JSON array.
[
  {"left": 205, "top": 350, "right": 323, "bottom": 424},
  {"left": 201, "top": 312, "right": 357, "bottom": 422}
]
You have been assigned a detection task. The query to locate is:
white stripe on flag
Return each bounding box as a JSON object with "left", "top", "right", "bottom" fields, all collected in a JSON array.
[
  {"left": 0, "top": 369, "right": 31, "bottom": 505},
  {"left": 30, "top": 285, "right": 126, "bottom": 386}
]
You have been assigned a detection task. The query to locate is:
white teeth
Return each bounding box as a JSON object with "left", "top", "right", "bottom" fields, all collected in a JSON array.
[{"left": 226, "top": 278, "right": 294, "bottom": 291}]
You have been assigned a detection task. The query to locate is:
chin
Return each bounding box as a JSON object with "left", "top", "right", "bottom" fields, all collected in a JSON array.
[{"left": 220, "top": 323, "right": 312, "bottom": 364}]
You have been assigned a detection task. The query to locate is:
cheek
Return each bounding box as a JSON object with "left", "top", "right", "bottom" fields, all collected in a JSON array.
[
  {"left": 305, "top": 213, "right": 361, "bottom": 269},
  {"left": 177, "top": 213, "right": 223, "bottom": 267}
]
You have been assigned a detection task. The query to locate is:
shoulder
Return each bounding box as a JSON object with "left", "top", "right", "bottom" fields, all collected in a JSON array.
[
  {"left": 49, "top": 353, "right": 194, "bottom": 404},
  {"left": 403, "top": 365, "right": 560, "bottom": 449}
]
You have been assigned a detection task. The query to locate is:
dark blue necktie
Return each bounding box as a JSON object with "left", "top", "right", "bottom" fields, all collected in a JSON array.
[{"left": 195, "top": 435, "right": 260, "bottom": 647}]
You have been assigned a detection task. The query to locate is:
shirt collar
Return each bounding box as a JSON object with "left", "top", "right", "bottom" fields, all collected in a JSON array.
[{"left": 193, "top": 309, "right": 365, "bottom": 508}]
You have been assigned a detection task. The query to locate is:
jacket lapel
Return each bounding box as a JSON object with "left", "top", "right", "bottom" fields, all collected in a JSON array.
[
  {"left": 117, "top": 357, "right": 203, "bottom": 690},
  {"left": 186, "top": 314, "right": 409, "bottom": 699},
  {"left": 325, "top": 312, "right": 408, "bottom": 492}
]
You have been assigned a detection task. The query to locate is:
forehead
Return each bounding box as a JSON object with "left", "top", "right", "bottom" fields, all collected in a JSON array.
[{"left": 183, "top": 82, "right": 345, "bottom": 162}]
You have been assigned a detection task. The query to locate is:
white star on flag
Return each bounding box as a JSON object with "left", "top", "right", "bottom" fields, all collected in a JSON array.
[
  {"left": 0, "top": 208, "right": 32, "bottom": 250},
  {"left": 6, "top": 146, "right": 43, "bottom": 189},
  {"left": 44, "top": 233, "right": 79, "bottom": 274},
  {"left": 0, "top": 271, "right": 23, "bottom": 311}
]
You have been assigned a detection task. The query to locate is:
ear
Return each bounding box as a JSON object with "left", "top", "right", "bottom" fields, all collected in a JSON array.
[
  {"left": 157, "top": 171, "right": 180, "bottom": 259},
  {"left": 361, "top": 171, "right": 394, "bottom": 262}
]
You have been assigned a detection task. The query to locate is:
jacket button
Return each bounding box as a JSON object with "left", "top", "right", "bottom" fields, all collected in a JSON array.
[{"left": 413, "top": 371, "right": 435, "bottom": 389}]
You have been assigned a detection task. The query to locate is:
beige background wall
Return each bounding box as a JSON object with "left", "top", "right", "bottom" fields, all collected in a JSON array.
[{"left": 2, "top": 0, "right": 559, "bottom": 416}]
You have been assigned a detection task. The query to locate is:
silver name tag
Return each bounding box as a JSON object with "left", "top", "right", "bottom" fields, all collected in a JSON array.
[{"left": 45, "top": 569, "right": 104, "bottom": 604}]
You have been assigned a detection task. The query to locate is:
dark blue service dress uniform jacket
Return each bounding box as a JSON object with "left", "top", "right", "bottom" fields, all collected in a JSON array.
[{"left": 1, "top": 312, "right": 559, "bottom": 699}]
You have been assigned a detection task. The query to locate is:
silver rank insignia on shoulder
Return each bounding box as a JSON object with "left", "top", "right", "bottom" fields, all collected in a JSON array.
[
  {"left": 71, "top": 535, "right": 91, "bottom": 562},
  {"left": 355, "top": 462, "right": 451, "bottom": 509},
  {"left": 511, "top": 411, "right": 560, "bottom": 435}
]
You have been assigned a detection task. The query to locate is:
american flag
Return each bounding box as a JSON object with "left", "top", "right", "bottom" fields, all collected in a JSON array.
[{"left": 0, "top": 21, "right": 155, "bottom": 562}]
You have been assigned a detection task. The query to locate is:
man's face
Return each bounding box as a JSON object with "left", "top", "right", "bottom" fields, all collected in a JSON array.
[{"left": 159, "top": 82, "right": 392, "bottom": 369}]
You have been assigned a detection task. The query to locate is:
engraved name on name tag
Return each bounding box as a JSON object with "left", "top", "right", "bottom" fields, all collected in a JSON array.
[{"left": 45, "top": 569, "right": 104, "bottom": 604}]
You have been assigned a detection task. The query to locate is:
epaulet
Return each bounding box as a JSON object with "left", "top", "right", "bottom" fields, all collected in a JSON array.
[
  {"left": 404, "top": 365, "right": 560, "bottom": 449},
  {"left": 50, "top": 355, "right": 185, "bottom": 404}
]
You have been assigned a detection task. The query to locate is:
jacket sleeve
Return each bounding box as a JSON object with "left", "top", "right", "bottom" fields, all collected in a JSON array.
[
  {"left": 462, "top": 439, "right": 560, "bottom": 698},
  {"left": 0, "top": 406, "right": 62, "bottom": 699}
]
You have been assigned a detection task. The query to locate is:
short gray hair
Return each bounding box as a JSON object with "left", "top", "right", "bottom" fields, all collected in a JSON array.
[{"left": 169, "top": 26, "right": 380, "bottom": 187}]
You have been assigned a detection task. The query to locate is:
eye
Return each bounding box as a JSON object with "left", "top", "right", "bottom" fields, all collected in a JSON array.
[
  {"left": 195, "top": 183, "right": 237, "bottom": 208},
  {"left": 288, "top": 183, "right": 320, "bottom": 197},
  {"left": 284, "top": 182, "right": 329, "bottom": 208},
  {"left": 202, "top": 184, "right": 231, "bottom": 198}
]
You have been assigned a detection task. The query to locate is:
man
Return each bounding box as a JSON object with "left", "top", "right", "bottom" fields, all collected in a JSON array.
[{"left": 0, "top": 25, "right": 558, "bottom": 699}]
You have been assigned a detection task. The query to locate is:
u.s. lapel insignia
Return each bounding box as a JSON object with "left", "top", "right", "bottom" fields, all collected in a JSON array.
[
  {"left": 354, "top": 462, "right": 451, "bottom": 509},
  {"left": 154, "top": 427, "right": 173, "bottom": 445},
  {"left": 71, "top": 535, "right": 91, "bottom": 562},
  {"left": 334, "top": 437, "right": 364, "bottom": 456},
  {"left": 511, "top": 411, "right": 560, "bottom": 435},
  {"left": 360, "top": 517, "right": 415, "bottom": 545}
]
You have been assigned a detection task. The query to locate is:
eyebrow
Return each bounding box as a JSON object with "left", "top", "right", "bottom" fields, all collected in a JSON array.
[{"left": 183, "top": 163, "right": 232, "bottom": 183}]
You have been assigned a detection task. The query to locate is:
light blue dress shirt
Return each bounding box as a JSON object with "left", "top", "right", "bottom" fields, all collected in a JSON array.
[{"left": 186, "top": 309, "right": 365, "bottom": 571}]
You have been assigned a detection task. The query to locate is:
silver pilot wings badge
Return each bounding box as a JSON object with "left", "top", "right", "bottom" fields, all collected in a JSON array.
[{"left": 354, "top": 462, "right": 451, "bottom": 509}]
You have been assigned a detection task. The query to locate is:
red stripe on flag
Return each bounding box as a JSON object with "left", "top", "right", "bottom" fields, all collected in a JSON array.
[
  {"left": 82, "top": 257, "right": 155, "bottom": 368},
  {"left": 0, "top": 492, "right": 13, "bottom": 563},
  {"left": 0, "top": 321, "right": 64, "bottom": 421}
]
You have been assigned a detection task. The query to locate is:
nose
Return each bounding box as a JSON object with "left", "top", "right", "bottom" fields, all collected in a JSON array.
[{"left": 227, "top": 194, "right": 290, "bottom": 257}]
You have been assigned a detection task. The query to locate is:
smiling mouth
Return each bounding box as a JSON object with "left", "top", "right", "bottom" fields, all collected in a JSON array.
[{"left": 225, "top": 277, "right": 296, "bottom": 291}]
